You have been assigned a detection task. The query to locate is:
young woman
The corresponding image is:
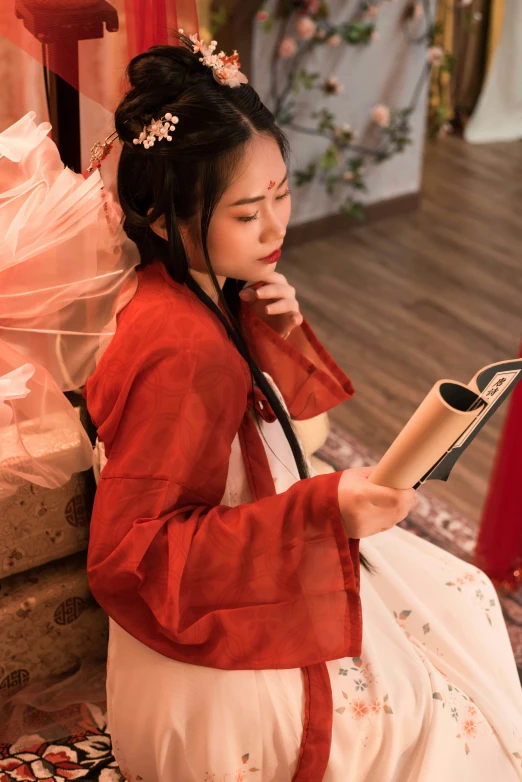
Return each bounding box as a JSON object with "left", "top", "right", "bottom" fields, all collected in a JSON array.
[{"left": 83, "top": 33, "right": 522, "bottom": 782}]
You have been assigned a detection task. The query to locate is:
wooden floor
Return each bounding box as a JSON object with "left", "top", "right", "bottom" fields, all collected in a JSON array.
[{"left": 280, "top": 135, "right": 522, "bottom": 525}]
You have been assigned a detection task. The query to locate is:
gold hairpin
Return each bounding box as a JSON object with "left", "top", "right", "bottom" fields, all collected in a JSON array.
[{"left": 87, "top": 130, "right": 119, "bottom": 174}]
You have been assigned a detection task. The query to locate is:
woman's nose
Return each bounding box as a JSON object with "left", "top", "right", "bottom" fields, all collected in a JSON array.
[{"left": 261, "top": 216, "right": 286, "bottom": 243}]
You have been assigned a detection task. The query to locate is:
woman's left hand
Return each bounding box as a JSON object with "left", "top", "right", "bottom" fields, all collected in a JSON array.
[{"left": 239, "top": 271, "right": 304, "bottom": 339}]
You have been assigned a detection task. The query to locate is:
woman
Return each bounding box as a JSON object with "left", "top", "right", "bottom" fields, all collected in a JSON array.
[{"left": 83, "top": 33, "right": 522, "bottom": 782}]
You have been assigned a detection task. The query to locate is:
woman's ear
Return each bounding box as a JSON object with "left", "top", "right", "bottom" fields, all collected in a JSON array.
[{"left": 150, "top": 214, "right": 167, "bottom": 240}]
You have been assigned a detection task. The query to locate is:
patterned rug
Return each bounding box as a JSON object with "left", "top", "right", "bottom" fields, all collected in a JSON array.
[{"left": 1, "top": 423, "right": 521, "bottom": 781}]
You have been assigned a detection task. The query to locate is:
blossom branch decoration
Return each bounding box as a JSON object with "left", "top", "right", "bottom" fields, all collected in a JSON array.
[
  {"left": 257, "top": 0, "right": 483, "bottom": 219},
  {"left": 257, "top": 0, "right": 421, "bottom": 219}
]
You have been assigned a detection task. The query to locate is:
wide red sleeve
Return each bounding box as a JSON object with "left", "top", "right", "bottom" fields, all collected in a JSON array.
[
  {"left": 86, "top": 337, "right": 362, "bottom": 670},
  {"left": 240, "top": 300, "right": 355, "bottom": 420}
]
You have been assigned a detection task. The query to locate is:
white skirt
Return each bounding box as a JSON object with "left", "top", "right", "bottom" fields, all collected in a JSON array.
[{"left": 102, "top": 379, "right": 522, "bottom": 782}]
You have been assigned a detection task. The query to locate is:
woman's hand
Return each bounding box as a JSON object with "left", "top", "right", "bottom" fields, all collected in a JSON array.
[
  {"left": 338, "top": 467, "right": 418, "bottom": 539},
  {"left": 239, "top": 271, "right": 304, "bottom": 339}
]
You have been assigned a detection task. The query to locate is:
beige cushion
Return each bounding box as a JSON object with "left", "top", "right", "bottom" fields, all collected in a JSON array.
[
  {"left": 292, "top": 412, "right": 330, "bottom": 456},
  {"left": 310, "top": 454, "right": 335, "bottom": 475}
]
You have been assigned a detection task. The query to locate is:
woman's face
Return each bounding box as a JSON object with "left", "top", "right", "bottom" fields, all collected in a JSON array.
[{"left": 183, "top": 134, "right": 292, "bottom": 285}]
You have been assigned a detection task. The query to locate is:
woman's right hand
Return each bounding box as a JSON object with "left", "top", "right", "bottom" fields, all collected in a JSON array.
[{"left": 337, "top": 466, "right": 418, "bottom": 539}]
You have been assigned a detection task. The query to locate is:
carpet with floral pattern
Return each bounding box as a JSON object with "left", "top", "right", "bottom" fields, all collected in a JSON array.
[{"left": 1, "top": 423, "right": 520, "bottom": 781}]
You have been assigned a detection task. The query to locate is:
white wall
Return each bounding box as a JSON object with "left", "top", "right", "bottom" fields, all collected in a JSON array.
[{"left": 252, "top": 0, "right": 432, "bottom": 225}]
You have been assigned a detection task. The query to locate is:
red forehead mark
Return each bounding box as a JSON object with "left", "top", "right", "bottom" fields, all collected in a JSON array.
[{"left": 267, "top": 180, "right": 276, "bottom": 190}]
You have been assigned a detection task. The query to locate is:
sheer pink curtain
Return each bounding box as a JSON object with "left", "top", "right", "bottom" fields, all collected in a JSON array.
[{"left": 0, "top": 0, "right": 199, "bottom": 744}]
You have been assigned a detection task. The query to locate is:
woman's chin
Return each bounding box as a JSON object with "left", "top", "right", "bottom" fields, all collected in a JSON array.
[{"left": 254, "top": 259, "right": 278, "bottom": 277}]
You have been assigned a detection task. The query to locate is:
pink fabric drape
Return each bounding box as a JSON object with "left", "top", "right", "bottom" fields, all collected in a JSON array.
[
  {"left": 124, "top": 0, "right": 199, "bottom": 60},
  {"left": 0, "top": 0, "right": 200, "bottom": 744},
  {"left": 0, "top": 0, "right": 199, "bottom": 114}
]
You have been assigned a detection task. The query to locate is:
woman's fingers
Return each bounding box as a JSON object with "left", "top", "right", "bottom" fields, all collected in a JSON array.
[
  {"left": 265, "top": 298, "right": 300, "bottom": 315},
  {"left": 239, "top": 273, "right": 303, "bottom": 337},
  {"left": 252, "top": 283, "right": 296, "bottom": 300}
]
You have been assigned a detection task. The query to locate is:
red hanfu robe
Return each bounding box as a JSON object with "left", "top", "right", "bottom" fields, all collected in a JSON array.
[{"left": 83, "top": 260, "right": 362, "bottom": 780}]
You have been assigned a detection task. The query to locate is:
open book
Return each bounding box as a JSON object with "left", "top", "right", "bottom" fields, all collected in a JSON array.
[{"left": 368, "top": 359, "right": 522, "bottom": 490}]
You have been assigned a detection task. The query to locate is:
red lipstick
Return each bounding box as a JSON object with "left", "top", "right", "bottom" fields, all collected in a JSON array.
[{"left": 258, "top": 247, "right": 282, "bottom": 264}]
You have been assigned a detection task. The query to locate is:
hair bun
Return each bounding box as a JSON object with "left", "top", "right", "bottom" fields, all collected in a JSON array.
[
  {"left": 116, "top": 43, "right": 202, "bottom": 143},
  {"left": 128, "top": 44, "right": 199, "bottom": 94}
]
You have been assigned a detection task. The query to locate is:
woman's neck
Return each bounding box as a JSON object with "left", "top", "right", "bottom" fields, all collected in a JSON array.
[{"left": 189, "top": 268, "right": 226, "bottom": 305}]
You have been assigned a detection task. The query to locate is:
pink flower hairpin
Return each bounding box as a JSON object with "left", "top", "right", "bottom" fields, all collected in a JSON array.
[{"left": 179, "top": 29, "right": 249, "bottom": 89}]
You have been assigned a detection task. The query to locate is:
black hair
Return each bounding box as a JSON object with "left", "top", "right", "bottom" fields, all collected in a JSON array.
[{"left": 114, "top": 34, "right": 372, "bottom": 574}]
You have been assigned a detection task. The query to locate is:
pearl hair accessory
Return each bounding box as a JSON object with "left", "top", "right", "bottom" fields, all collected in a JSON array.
[{"left": 132, "top": 112, "right": 179, "bottom": 148}]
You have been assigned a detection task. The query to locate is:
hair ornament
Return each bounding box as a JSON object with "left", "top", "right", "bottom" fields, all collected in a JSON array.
[
  {"left": 86, "top": 131, "right": 118, "bottom": 173},
  {"left": 84, "top": 31, "right": 247, "bottom": 175},
  {"left": 132, "top": 112, "right": 179, "bottom": 148},
  {"left": 182, "top": 30, "right": 248, "bottom": 89}
]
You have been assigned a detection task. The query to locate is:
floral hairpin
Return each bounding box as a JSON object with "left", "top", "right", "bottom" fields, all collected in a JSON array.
[
  {"left": 179, "top": 28, "right": 248, "bottom": 89},
  {"left": 133, "top": 112, "right": 179, "bottom": 148}
]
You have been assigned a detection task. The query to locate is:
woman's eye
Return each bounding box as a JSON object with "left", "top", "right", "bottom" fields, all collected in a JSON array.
[{"left": 237, "top": 190, "right": 291, "bottom": 222}]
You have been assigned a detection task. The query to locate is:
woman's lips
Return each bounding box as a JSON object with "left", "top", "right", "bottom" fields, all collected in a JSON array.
[{"left": 258, "top": 247, "right": 282, "bottom": 264}]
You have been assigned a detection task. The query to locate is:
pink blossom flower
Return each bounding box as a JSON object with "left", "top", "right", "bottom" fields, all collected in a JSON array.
[
  {"left": 316, "top": 29, "right": 327, "bottom": 39},
  {"left": 370, "top": 698, "right": 382, "bottom": 714},
  {"left": 296, "top": 17, "right": 317, "bottom": 40},
  {"left": 365, "top": 4, "right": 379, "bottom": 19},
  {"left": 427, "top": 46, "right": 445, "bottom": 67},
  {"left": 350, "top": 699, "right": 370, "bottom": 720},
  {"left": 279, "top": 37, "right": 297, "bottom": 58},
  {"left": 256, "top": 10, "right": 269, "bottom": 21},
  {"left": 326, "top": 33, "right": 342, "bottom": 47},
  {"left": 208, "top": 51, "right": 249, "bottom": 88},
  {"left": 371, "top": 30, "right": 381, "bottom": 42},
  {"left": 214, "top": 64, "right": 249, "bottom": 88},
  {"left": 371, "top": 104, "right": 391, "bottom": 127},
  {"left": 462, "top": 718, "right": 477, "bottom": 736}
]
